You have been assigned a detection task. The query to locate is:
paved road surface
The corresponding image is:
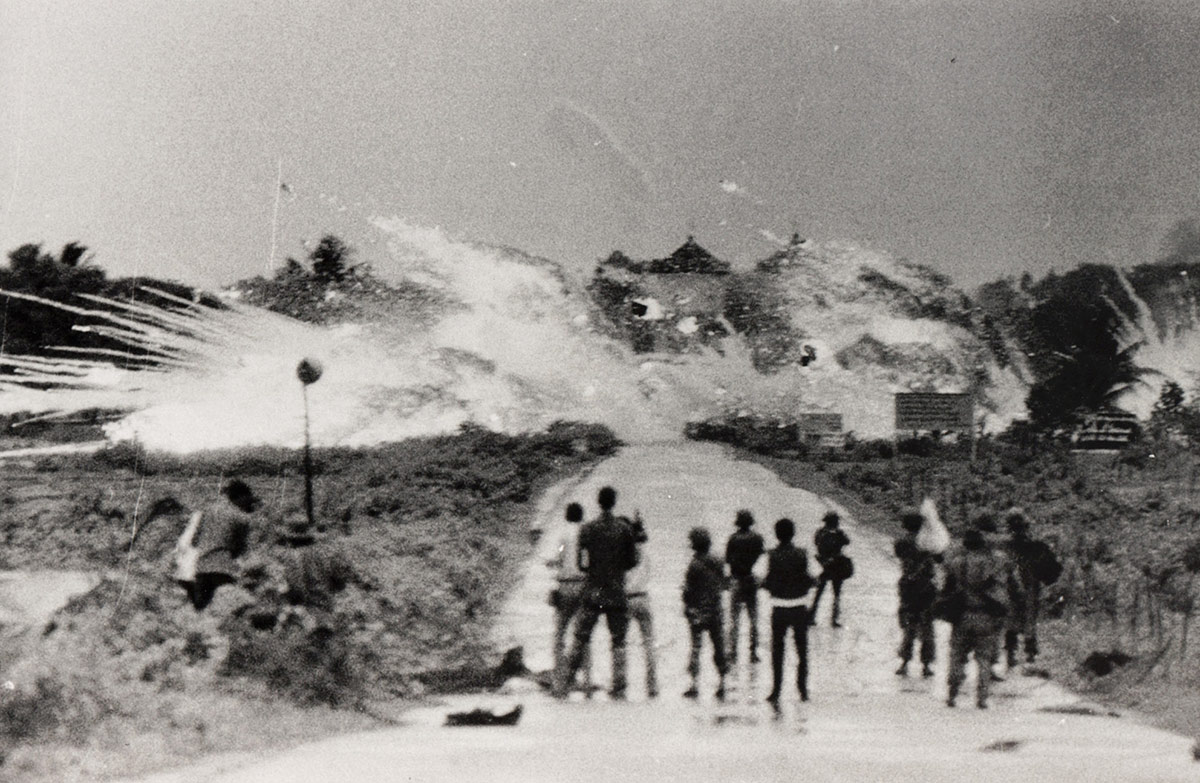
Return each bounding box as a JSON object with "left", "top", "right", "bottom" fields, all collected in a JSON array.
[{"left": 129, "top": 442, "right": 1198, "bottom": 782}]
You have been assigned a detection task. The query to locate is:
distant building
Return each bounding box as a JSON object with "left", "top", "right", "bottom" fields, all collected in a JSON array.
[
  {"left": 646, "top": 236, "right": 731, "bottom": 275},
  {"left": 598, "top": 237, "right": 732, "bottom": 276},
  {"left": 756, "top": 233, "right": 809, "bottom": 273},
  {"left": 1072, "top": 408, "right": 1139, "bottom": 450}
]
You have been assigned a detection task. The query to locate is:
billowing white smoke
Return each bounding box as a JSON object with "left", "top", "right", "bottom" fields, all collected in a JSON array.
[
  {"left": 1108, "top": 270, "right": 1200, "bottom": 417},
  {"left": 0, "top": 222, "right": 703, "bottom": 450},
  {"left": 0, "top": 222, "right": 1030, "bottom": 452}
]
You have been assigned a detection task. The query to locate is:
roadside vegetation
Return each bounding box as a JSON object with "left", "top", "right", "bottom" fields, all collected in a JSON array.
[
  {"left": 0, "top": 422, "right": 618, "bottom": 782},
  {"left": 689, "top": 388, "right": 1200, "bottom": 737},
  {"left": 6, "top": 222, "right": 1200, "bottom": 774}
]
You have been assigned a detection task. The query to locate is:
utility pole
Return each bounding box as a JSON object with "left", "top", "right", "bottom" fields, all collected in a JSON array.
[{"left": 297, "top": 358, "right": 323, "bottom": 535}]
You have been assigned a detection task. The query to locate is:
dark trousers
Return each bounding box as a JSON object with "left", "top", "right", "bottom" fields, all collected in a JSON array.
[
  {"left": 769, "top": 605, "right": 809, "bottom": 699},
  {"left": 1004, "top": 628, "right": 1039, "bottom": 664},
  {"left": 561, "top": 601, "right": 630, "bottom": 696},
  {"left": 1005, "top": 586, "right": 1041, "bottom": 664},
  {"left": 688, "top": 611, "right": 728, "bottom": 679},
  {"left": 551, "top": 581, "right": 591, "bottom": 683},
  {"left": 948, "top": 615, "right": 1001, "bottom": 706},
  {"left": 898, "top": 605, "right": 936, "bottom": 664},
  {"left": 810, "top": 575, "right": 842, "bottom": 624},
  {"left": 728, "top": 577, "right": 759, "bottom": 661}
]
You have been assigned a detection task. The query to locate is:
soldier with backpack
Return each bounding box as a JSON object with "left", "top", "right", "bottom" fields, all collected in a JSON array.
[
  {"left": 939, "top": 527, "right": 1009, "bottom": 709},
  {"left": 1003, "top": 508, "right": 1061, "bottom": 667},
  {"left": 809, "top": 511, "right": 852, "bottom": 628},
  {"left": 894, "top": 508, "right": 941, "bottom": 678},
  {"left": 763, "top": 517, "right": 814, "bottom": 705},
  {"left": 553, "top": 486, "right": 639, "bottom": 700}
]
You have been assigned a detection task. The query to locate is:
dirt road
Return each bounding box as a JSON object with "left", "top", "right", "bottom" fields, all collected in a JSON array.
[{"left": 127, "top": 442, "right": 1198, "bottom": 782}]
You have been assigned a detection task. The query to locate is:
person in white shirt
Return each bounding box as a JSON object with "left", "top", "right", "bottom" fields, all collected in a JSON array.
[
  {"left": 624, "top": 512, "right": 658, "bottom": 698},
  {"left": 547, "top": 503, "right": 591, "bottom": 692}
]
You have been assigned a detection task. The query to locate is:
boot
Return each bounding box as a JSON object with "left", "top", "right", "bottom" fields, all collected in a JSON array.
[
  {"left": 609, "top": 645, "right": 628, "bottom": 700},
  {"left": 921, "top": 663, "right": 935, "bottom": 679},
  {"left": 895, "top": 661, "right": 909, "bottom": 677}
]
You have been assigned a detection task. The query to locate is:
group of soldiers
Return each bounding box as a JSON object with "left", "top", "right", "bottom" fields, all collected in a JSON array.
[
  {"left": 544, "top": 485, "right": 1059, "bottom": 712},
  {"left": 894, "top": 506, "right": 1060, "bottom": 709},
  {"left": 545, "top": 486, "right": 853, "bottom": 705}
]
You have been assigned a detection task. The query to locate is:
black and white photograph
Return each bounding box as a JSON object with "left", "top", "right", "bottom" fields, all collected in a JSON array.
[{"left": 2, "top": 1, "right": 1200, "bottom": 780}]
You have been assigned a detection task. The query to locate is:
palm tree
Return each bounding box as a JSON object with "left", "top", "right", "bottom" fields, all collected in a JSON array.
[
  {"left": 1025, "top": 299, "right": 1156, "bottom": 430},
  {"left": 310, "top": 235, "right": 353, "bottom": 284}
]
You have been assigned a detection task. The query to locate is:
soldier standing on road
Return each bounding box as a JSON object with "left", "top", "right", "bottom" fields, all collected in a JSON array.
[
  {"left": 554, "top": 486, "right": 639, "bottom": 700},
  {"left": 941, "top": 528, "right": 1009, "bottom": 709},
  {"left": 809, "top": 511, "right": 852, "bottom": 628},
  {"left": 1003, "top": 508, "right": 1060, "bottom": 668},
  {"left": 682, "top": 526, "right": 729, "bottom": 700},
  {"left": 894, "top": 508, "right": 940, "bottom": 678},
  {"left": 546, "top": 502, "right": 591, "bottom": 694},
  {"left": 625, "top": 511, "right": 659, "bottom": 698},
  {"left": 762, "top": 517, "right": 814, "bottom": 705},
  {"left": 725, "top": 510, "right": 765, "bottom": 665}
]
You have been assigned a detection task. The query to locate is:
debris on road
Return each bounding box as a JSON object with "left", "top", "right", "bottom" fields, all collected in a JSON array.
[{"left": 444, "top": 704, "right": 523, "bottom": 727}]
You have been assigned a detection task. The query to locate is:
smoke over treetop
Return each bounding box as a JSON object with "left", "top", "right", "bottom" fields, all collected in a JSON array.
[{"left": 24, "top": 221, "right": 1200, "bottom": 451}]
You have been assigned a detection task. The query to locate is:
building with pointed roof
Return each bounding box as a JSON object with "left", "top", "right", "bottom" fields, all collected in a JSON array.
[{"left": 647, "top": 236, "right": 731, "bottom": 275}]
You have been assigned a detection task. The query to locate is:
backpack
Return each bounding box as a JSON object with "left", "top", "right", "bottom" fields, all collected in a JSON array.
[
  {"left": 979, "top": 577, "right": 1010, "bottom": 618},
  {"left": 1031, "top": 541, "right": 1063, "bottom": 585},
  {"left": 172, "top": 511, "right": 203, "bottom": 582},
  {"left": 915, "top": 497, "right": 951, "bottom": 555},
  {"left": 931, "top": 590, "right": 965, "bottom": 623},
  {"left": 815, "top": 527, "right": 846, "bottom": 561}
]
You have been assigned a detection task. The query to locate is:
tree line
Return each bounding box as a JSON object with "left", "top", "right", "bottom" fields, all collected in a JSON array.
[{"left": 6, "top": 229, "right": 1200, "bottom": 438}]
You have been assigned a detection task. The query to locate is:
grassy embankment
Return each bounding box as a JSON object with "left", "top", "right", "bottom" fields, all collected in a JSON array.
[
  {"left": 727, "top": 434, "right": 1200, "bottom": 739},
  {"left": 0, "top": 422, "right": 618, "bottom": 782}
]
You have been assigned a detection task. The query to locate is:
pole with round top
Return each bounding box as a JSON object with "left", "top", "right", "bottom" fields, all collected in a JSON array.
[{"left": 296, "top": 358, "right": 323, "bottom": 537}]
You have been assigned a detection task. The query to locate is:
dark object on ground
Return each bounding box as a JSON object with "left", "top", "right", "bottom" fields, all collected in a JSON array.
[
  {"left": 1023, "top": 666, "right": 1052, "bottom": 679},
  {"left": 419, "top": 647, "right": 530, "bottom": 694},
  {"left": 1080, "top": 650, "right": 1133, "bottom": 678},
  {"left": 1039, "top": 703, "right": 1121, "bottom": 718},
  {"left": 1191, "top": 739, "right": 1200, "bottom": 762},
  {"left": 981, "top": 739, "right": 1023, "bottom": 752},
  {"left": 445, "top": 704, "right": 523, "bottom": 727}
]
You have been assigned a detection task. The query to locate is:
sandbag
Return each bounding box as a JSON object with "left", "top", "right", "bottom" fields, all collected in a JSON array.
[{"left": 915, "top": 497, "right": 951, "bottom": 555}]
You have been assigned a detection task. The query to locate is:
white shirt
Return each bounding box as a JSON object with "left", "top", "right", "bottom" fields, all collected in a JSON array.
[
  {"left": 550, "top": 524, "right": 584, "bottom": 581},
  {"left": 626, "top": 544, "right": 651, "bottom": 595}
]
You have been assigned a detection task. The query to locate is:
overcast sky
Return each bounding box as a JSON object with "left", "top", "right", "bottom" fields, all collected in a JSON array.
[{"left": 3, "top": 0, "right": 1200, "bottom": 290}]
